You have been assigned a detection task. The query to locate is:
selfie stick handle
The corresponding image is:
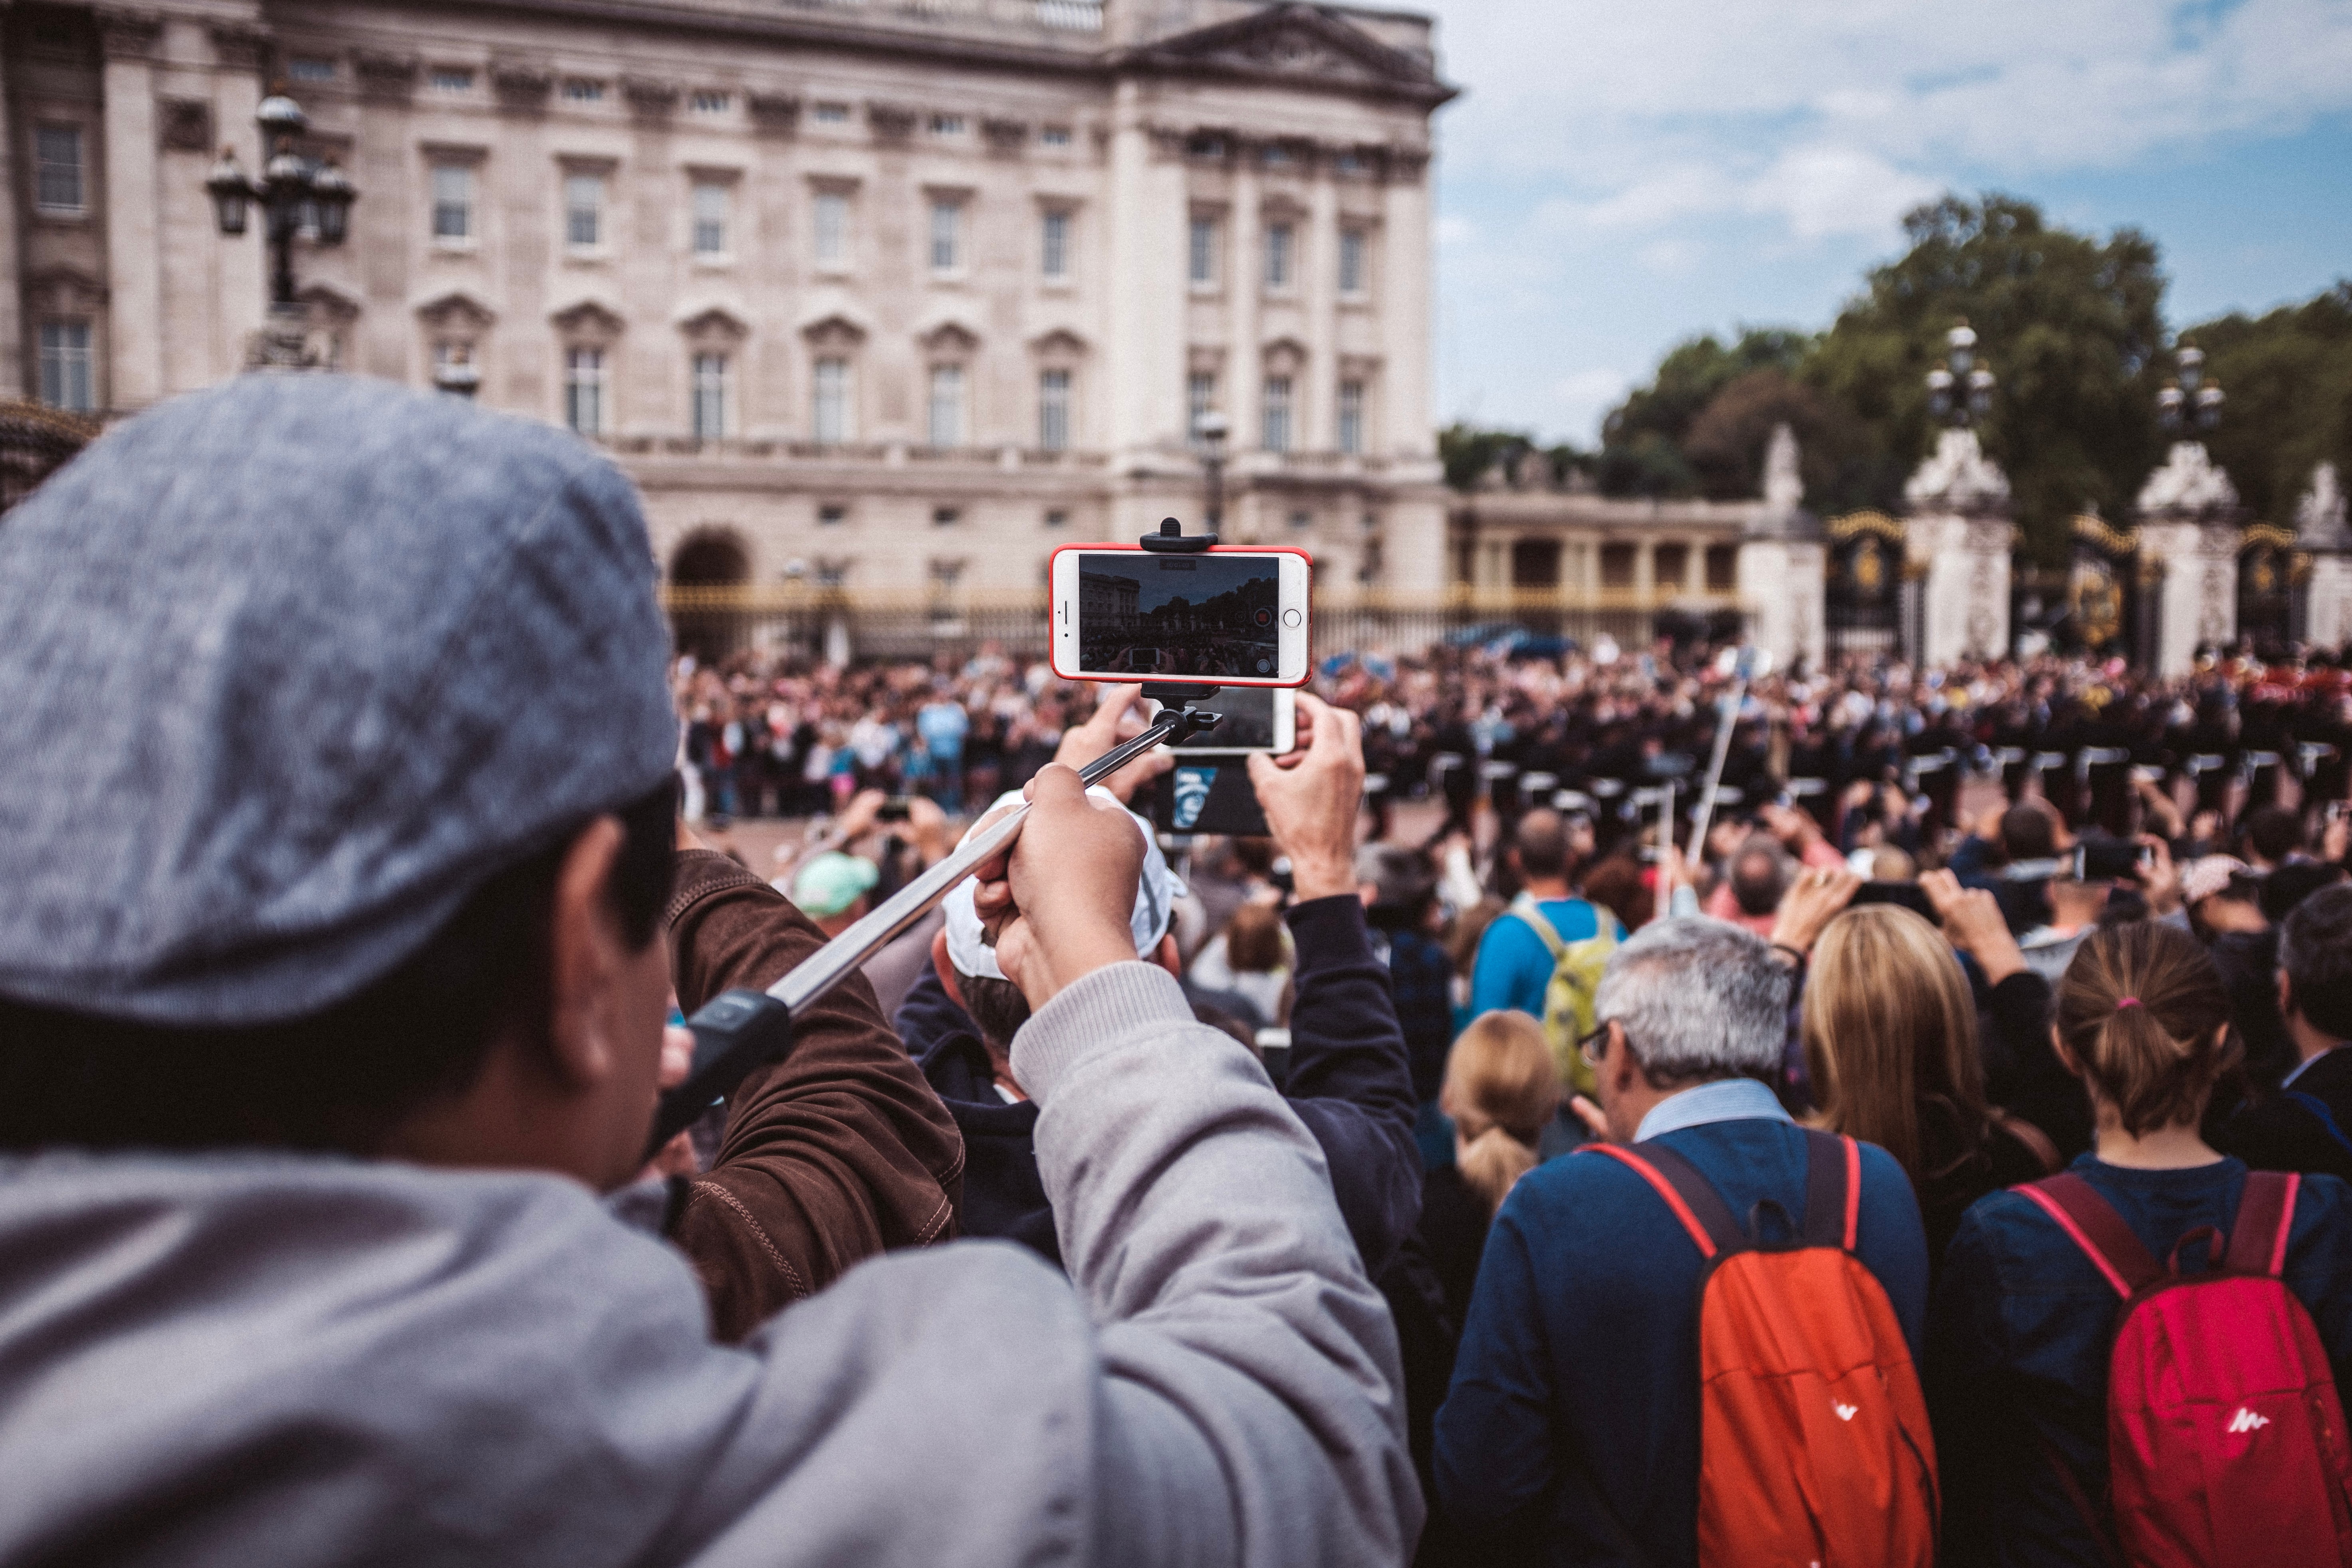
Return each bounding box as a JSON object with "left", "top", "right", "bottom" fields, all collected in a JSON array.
[{"left": 647, "top": 704, "right": 1218, "bottom": 1159}]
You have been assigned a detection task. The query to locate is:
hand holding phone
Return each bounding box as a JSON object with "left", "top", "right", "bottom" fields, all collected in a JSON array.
[{"left": 1245, "top": 694, "right": 1363, "bottom": 902}]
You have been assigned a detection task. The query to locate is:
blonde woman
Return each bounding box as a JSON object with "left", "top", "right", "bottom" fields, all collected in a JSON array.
[
  {"left": 1803, "top": 903, "right": 2058, "bottom": 1277},
  {"left": 1419, "top": 1010, "right": 1562, "bottom": 1325}
]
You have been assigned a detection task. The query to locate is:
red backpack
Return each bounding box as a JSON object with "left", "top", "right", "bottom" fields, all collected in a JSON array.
[
  {"left": 1591, "top": 1129, "right": 1938, "bottom": 1567},
  {"left": 2017, "top": 1170, "right": 2352, "bottom": 1567}
]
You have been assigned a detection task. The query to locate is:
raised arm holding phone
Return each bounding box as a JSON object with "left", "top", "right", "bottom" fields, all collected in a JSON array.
[{"left": 0, "top": 379, "right": 1415, "bottom": 1568}]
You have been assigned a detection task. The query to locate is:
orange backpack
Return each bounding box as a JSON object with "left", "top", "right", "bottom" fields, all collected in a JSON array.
[{"left": 1589, "top": 1130, "right": 1938, "bottom": 1567}]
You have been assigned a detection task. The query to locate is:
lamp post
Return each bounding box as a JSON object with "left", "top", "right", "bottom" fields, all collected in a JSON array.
[
  {"left": 2158, "top": 345, "right": 2224, "bottom": 437},
  {"left": 1924, "top": 319, "right": 1996, "bottom": 427},
  {"left": 1193, "top": 410, "right": 1229, "bottom": 532},
  {"left": 205, "top": 87, "right": 357, "bottom": 321}
]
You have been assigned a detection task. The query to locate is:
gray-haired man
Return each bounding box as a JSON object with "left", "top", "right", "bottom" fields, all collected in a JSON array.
[{"left": 1433, "top": 918, "right": 1928, "bottom": 1564}]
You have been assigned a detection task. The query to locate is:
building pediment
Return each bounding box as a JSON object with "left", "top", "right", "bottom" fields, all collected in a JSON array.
[
  {"left": 549, "top": 297, "right": 627, "bottom": 339},
  {"left": 414, "top": 289, "right": 497, "bottom": 332},
  {"left": 295, "top": 280, "right": 364, "bottom": 324},
  {"left": 1122, "top": 4, "right": 1456, "bottom": 108}
]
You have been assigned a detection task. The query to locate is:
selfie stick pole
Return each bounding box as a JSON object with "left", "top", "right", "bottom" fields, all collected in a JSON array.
[
  {"left": 1689, "top": 664, "right": 1754, "bottom": 865},
  {"left": 646, "top": 680, "right": 1222, "bottom": 1159}
]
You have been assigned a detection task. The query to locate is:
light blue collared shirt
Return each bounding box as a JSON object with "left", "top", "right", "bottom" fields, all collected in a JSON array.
[
  {"left": 2283, "top": 1047, "right": 2345, "bottom": 1090},
  {"left": 1634, "top": 1076, "right": 1793, "bottom": 1143}
]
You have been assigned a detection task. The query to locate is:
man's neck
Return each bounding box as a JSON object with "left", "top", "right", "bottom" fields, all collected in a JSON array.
[
  {"left": 2290, "top": 1015, "right": 2346, "bottom": 1069},
  {"left": 1522, "top": 876, "right": 1572, "bottom": 902}
]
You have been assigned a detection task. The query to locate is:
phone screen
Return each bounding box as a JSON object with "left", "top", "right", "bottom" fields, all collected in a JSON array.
[{"left": 1072, "top": 551, "right": 1284, "bottom": 680}]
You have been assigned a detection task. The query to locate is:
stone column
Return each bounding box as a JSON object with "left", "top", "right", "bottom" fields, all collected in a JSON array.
[
  {"left": 1379, "top": 149, "right": 1431, "bottom": 461},
  {"left": 2297, "top": 464, "right": 2352, "bottom": 650},
  {"left": 1737, "top": 424, "right": 1825, "bottom": 668},
  {"left": 1105, "top": 91, "right": 1183, "bottom": 460},
  {"left": 1902, "top": 427, "right": 2013, "bottom": 662},
  {"left": 98, "top": 8, "right": 166, "bottom": 412},
  {"left": 1228, "top": 148, "right": 1261, "bottom": 460},
  {"left": 1304, "top": 151, "right": 1337, "bottom": 450},
  {"left": 2135, "top": 441, "right": 2241, "bottom": 674}
]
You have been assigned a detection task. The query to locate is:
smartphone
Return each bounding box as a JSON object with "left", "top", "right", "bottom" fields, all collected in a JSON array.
[
  {"left": 1146, "top": 760, "right": 1271, "bottom": 837},
  {"left": 2074, "top": 839, "right": 2153, "bottom": 882},
  {"left": 1149, "top": 686, "right": 1297, "bottom": 754},
  {"left": 1850, "top": 881, "right": 1941, "bottom": 924},
  {"left": 1048, "top": 544, "right": 1311, "bottom": 685}
]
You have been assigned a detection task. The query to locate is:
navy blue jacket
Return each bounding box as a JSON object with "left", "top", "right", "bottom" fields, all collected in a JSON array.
[
  {"left": 1434, "top": 1116, "right": 1928, "bottom": 1566},
  {"left": 1929, "top": 1156, "right": 2352, "bottom": 1568},
  {"left": 896, "top": 893, "right": 1423, "bottom": 1273}
]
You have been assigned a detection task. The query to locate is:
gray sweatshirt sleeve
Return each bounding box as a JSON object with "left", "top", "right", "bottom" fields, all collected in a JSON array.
[{"left": 1013, "top": 961, "right": 1422, "bottom": 1568}]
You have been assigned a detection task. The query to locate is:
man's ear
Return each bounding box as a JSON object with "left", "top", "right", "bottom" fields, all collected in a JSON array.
[
  {"left": 544, "top": 816, "right": 629, "bottom": 1092},
  {"left": 2279, "top": 969, "right": 2296, "bottom": 1024},
  {"left": 1152, "top": 931, "right": 1181, "bottom": 975},
  {"left": 930, "top": 928, "right": 968, "bottom": 1013}
]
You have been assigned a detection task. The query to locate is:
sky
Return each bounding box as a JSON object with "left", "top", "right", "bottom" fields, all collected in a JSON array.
[{"left": 1417, "top": 0, "right": 2352, "bottom": 446}]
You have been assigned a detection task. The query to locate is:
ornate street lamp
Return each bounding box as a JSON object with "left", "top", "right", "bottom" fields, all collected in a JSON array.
[
  {"left": 1193, "top": 409, "right": 1229, "bottom": 531},
  {"left": 2158, "top": 345, "right": 2224, "bottom": 436},
  {"left": 205, "top": 87, "right": 357, "bottom": 309},
  {"left": 1925, "top": 319, "right": 1996, "bottom": 427}
]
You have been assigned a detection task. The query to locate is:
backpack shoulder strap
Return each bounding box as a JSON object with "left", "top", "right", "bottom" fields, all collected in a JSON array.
[
  {"left": 2015, "top": 1174, "right": 2164, "bottom": 1297},
  {"left": 1507, "top": 893, "right": 1567, "bottom": 958},
  {"left": 1584, "top": 1142, "right": 1745, "bottom": 1258},
  {"left": 2223, "top": 1170, "right": 2300, "bottom": 1278},
  {"left": 1799, "top": 1129, "right": 1862, "bottom": 1250}
]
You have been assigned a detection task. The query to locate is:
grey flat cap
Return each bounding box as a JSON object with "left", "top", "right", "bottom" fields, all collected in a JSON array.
[{"left": 0, "top": 375, "right": 676, "bottom": 1026}]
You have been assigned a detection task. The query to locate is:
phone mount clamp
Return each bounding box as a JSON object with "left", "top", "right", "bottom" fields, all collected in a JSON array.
[
  {"left": 643, "top": 518, "right": 1227, "bottom": 1161},
  {"left": 1135, "top": 517, "right": 1226, "bottom": 714}
]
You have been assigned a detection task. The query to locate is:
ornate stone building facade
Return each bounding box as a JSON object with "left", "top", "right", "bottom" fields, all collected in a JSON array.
[{"left": 3, "top": 0, "right": 1454, "bottom": 618}]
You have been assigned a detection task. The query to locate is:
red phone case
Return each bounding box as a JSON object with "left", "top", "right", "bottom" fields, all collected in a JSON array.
[{"left": 1047, "top": 543, "right": 1313, "bottom": 686}]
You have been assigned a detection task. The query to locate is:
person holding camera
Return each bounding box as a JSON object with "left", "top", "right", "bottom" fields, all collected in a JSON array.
[
  {"left": 0, "top": 377, "right": 1417, "bottom": 1568},
  {"left": 896, "top": 690, "right": 1422, "bottom": 1279}
]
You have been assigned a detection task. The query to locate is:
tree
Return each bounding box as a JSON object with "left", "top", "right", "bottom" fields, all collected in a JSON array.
[
  {"left": 2185, "top": 283, "right": 2352, "bottom": 527},
  {"left": 1680, "top": 369, "right": 1882, "bottom": 507},
  {"left": 1598, "top": 328, "right": 1810, "bottom": 497},
  {"left": 1806, "top": 194, "right": 2170, "bottom": 562}
]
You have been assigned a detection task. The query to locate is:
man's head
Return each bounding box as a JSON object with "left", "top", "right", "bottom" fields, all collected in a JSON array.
[
  {"left": 1585, "top": 918, "right": 1790, "bottom": 1142},
  {"left": 1728, "top": 834, "right": 1792, "bottom": 918},
  {"left": 2245, "top": 804, "right": 2306, "bottom": 870},
  {"left": 2280, "top": 884, "right": 2352, "bottom": 1047},
  {"left": 0, "top": 377, "right": 680, "bottom": 1189},
  {"left": 1509, "top": 809, "right": 1574, "bottom": 888},
  {"left": 2000, "top": 801, "right": 2062, "bottom": 863},
  {"left": 934, "top": 787, "right": 1184, "bottom": 1058},
  {"left": 792, "top": 851, "right": 879, "bottom": 937}
]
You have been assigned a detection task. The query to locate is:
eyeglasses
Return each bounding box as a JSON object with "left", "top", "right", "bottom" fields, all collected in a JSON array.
[{"left": 1578, "top": 1019, "right": 1630, "bottom": 1068}]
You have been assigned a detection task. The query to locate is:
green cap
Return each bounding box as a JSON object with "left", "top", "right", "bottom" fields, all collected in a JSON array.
[{"left": 791, "top": 851, "right": 879, "bottom": 918}]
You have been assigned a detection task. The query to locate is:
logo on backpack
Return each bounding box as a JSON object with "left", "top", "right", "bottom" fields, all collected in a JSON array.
[
  {"left": 2226, "top": 1408, "right": 2271, "bottom": 1435},
  {"left": 1834, "top": 1402, "right": 1859, "bottom": 1422}
]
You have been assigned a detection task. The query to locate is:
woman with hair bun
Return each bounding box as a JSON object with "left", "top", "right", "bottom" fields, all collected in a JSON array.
[
  {"left": 1928, "top": 921, "right": 2352, "bottom": 1567},
  {"left": 1418, "top": 1011, "right": 1561, "bottom": 1326}
]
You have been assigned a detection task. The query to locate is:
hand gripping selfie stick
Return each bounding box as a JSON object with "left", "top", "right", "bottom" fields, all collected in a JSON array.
[{"left": 646, "top": 519, "right": 1227, "bottom": 1160}]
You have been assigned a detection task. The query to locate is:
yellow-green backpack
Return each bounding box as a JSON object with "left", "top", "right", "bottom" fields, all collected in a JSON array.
[{"left": 1507, "top": 892, "right": 1620, "bottom": 1100}]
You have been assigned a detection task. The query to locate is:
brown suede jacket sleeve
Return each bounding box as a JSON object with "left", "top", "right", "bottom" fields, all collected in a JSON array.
[{"left": 664, "top": 849, "right": 964, "bottom": 1341}]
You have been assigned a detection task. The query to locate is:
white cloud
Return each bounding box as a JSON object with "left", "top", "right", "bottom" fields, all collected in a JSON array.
[{"left": 1421, "top": 0, "right": 2352, "bottom": 242}]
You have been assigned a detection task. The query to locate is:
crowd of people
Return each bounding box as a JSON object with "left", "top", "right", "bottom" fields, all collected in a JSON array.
[{"left": 6, "top": 373, "right": 2352, "bottom": 1568}]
